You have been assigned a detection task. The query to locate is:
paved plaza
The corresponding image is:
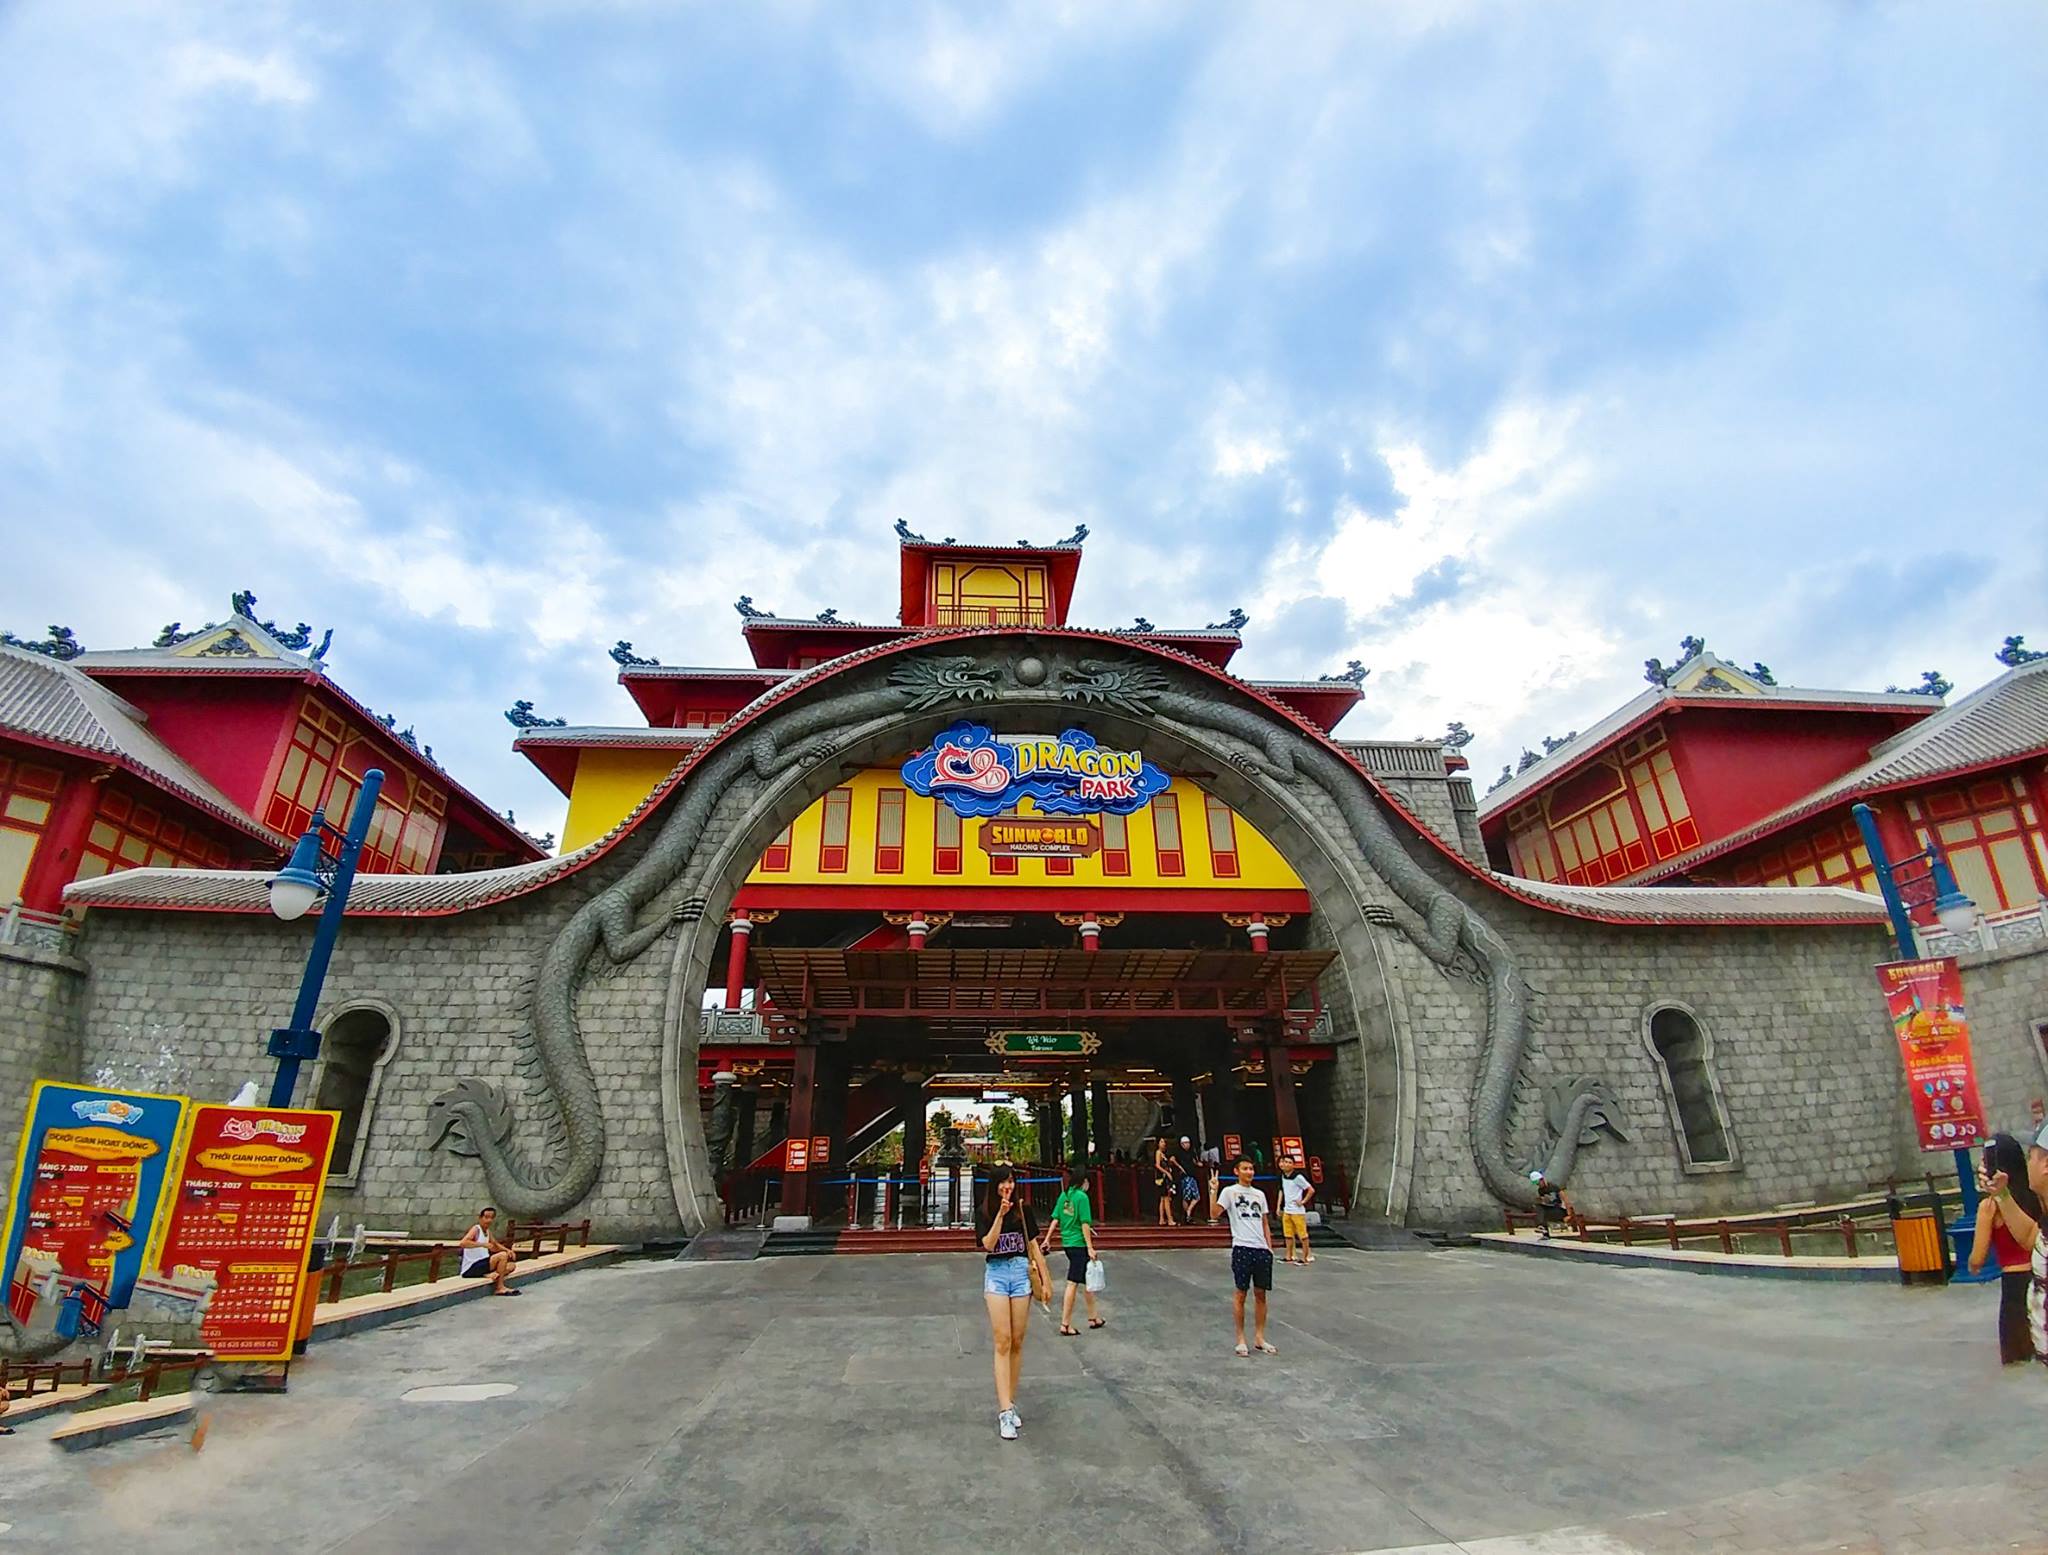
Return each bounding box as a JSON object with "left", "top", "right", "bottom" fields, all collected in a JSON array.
[{"left": 1, "top": 1245, "right": 2041, "bottom": 1554}]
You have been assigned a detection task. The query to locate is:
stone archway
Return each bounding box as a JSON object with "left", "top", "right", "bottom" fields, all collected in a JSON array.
[{"left": 436, "top": 635, "right": 1584, "bottom": 1233}]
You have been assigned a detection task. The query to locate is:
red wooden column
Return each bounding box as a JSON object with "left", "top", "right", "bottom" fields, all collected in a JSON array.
[
  {"left": 1224, "top": 911, "right": 1289, "bottom": 952},
  {"left": 781, "top": 1038, "right": 819, "bottom": 1219},
  {"left": 1057, "top": 910, "right": 1121, "bottom": 951},
  {"left": 1267, "top": 1039, "right": 1303, "bottom": 1161},
  {"left": 17, "top": 763, "right": 104, "bottom": 915},
  {"left": 906, "top": 915, "right": 928, "bottom": 949},
  {"left": 723, "top": 912, "right": 753, "bottom": 1008}
]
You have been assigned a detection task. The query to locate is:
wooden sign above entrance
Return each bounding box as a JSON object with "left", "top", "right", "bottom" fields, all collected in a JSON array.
[
  {"left": 978, "top": 814, "right": 1101, "bottom": 859},
  {"left": 987, "top": 1030, "right": 1102, "bottom": 1057}
]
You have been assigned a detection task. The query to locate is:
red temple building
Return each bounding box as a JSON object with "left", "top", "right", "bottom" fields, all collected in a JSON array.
[
  {"left": 1479, "top": 646, "right": 2048, "bottom": 934},
  {"left": 0, "top": 599, "right": 544, "bottom": 922},
  {"left": 512, "top": 525, "right": 1480, "bottom": 1221}
]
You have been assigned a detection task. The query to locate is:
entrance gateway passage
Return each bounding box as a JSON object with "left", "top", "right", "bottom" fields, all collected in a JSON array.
[{"left": 703, "top": 945, "right": 1340, "bottom": 1236}]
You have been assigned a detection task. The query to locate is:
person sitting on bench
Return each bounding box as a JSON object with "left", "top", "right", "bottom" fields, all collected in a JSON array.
[{"left": 459, "top": 1206, "right": 520, "bottom": 1296}]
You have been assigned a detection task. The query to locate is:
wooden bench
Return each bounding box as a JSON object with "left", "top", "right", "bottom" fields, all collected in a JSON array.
[
  {"left": 505, "top": 1219, "right": 592, "bottom": 1256},
  {"left": 49, "top": 1393, "right": 194, "bottom": 1451}
]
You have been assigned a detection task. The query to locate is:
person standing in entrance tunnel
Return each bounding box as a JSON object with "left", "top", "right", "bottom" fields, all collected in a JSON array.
[
  {"left": 1152, "top": 1137, "right": 1179, "bottom": 1226},
  {"left": 1214, "top": 1157, "right": 1278, "bottom": 1357},
  {"left": 978, "top": 1164, "right": 1040, "bottom": 1440},
  {"left": 1044, "top": 1162, "right": 1106, "bottom": 1335}
]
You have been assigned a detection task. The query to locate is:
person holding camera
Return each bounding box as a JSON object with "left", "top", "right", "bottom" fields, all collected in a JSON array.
[
  {"left": 1980, "top": 1120, "right": 2048, "bottom": 1371},
  {"left": 1974, "top": 1131, "right": 2045, "bottom": 1364}
]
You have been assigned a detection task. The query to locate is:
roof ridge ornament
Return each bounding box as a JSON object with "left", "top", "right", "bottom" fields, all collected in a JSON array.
[
  {"left": 1320, "top": 660, "right": 1369, "bottom": 685},
  {"left": 0, "top": 624, "right": 83, "bottom": 661},
  {"left": 1885, "top": 669, "right": 1952, "bottom": 698},
  {"left": 893, "top": 518, "right": 927, "bottom": 542},
  {"left": 610, "top": 641, "right": 659, "bottom": 667},
  {"left": 733, "top": 596, "right": 772, "bottom": 620},
  {"left": 1206, "top": 607, "right": 1249, "bottom": 632},
  {"left": 227, "top": 589, "right": 332, "bottom": 660},
  {"left": 1996, "top": 634, "right": 2045, "bottom": 667},
  {"left": 505, "top": 699, "right": 568, "bottom": 729}
]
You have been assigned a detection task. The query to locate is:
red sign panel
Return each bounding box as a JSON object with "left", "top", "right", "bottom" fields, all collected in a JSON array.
[
  {"left": 1878, "top": 957, "right": 1987, "bottom": 1153},
  {"left": 1280, "top": 1135, "right": 1304, "bottom": 1167},
  {"left": 152, "top": 1105, "right": 338, "bottom": 1362},
  {"left": 786, "top": 1138, "right": 809, "bottom": 1173},
  {"left": 811, "top": 1136, "right": 831, "bottom": 1167},
  {"left": 1222, "top": 1133, "right": 1242, "bottom": 1162},
  {"left": 978, "top": 815, "right": 1102, "bottom": 859}
]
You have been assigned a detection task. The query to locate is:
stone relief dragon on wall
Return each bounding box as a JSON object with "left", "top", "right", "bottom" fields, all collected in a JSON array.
[{"left": 429, "top": 644, "right": 1622, "bottom": 1221}]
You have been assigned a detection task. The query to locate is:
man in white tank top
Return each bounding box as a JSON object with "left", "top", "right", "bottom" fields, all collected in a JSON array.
[{"left": 458, "top": 1206, "right": 521, "bottom": 1296}]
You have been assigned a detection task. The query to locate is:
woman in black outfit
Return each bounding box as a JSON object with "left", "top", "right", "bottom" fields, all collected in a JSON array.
[{"left": 1970, "top": 1132, "right": 2042, "bottom": 1363}]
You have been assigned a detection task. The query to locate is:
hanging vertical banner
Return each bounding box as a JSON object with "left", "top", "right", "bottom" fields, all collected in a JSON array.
[
  {"left": 151, "top": 1103, "right": 339, "bottom": 1362},
  {"left": 1877, "top": 957, "right": 1986, "bottom": 1152},
  {"left": 2, "top": 1081, "right": 188, "bottom": 1336}
]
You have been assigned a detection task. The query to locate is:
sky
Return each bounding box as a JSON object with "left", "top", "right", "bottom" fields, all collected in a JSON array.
[{"left": 2, "top": 2, "right": 2044, "bottom": 840}]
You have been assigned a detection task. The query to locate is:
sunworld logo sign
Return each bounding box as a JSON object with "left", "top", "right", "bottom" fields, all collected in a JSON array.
[{"left": 902, "top": 721, "right": 1170, "bottom": 818}]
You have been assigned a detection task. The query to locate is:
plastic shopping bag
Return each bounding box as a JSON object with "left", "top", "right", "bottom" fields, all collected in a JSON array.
[{"left": 1085, "top": 1257, "right": 1107, "bottom": 1294}]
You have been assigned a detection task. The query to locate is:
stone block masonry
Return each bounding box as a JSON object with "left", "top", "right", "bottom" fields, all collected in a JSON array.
[{"left": 0, "top": 941, "right": 87, "bottom": 1174}]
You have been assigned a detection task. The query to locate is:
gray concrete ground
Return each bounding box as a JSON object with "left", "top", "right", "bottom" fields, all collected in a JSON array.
[{"left": 1, "top": 1246, "right": 2041, "bottom": 1554}]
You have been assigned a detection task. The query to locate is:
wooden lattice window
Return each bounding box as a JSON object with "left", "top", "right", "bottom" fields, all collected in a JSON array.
[
  {"left": 1099, "top": 811, "right": 1130, "bottom": 877},
  {"left": 1205, "top": 795, "right": 1240, "bottom": 878},
  {"left": 933, "top": 805, "right": 962, "bottom": 874},
  {"left": 1152, "top": 793, "right": 1185, "bottom": 877},
  {"left": 760, "top": 822, "right": 794, "bottom": 873},
  {"left": 875, "top": 787, "right": 905, "bottom": 874},
  {"left": 266, "top": 703, "right": 345, "bottom": 836},
  {"left": 76, "top": 788, "right": 230, "bottom": 881},
  {"left": 819, "top": 787, "right": 852, "bottom": 872},
  {"left": 1908, "top": 779, "right": 2048, "bottom": 912},
  {"left": 0, "top": 757, "right": 61, "bottom": 905}
]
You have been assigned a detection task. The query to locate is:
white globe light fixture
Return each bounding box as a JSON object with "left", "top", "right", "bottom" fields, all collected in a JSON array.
[{"left": 266, "top": 831, "right": 328, "bottom": 922}]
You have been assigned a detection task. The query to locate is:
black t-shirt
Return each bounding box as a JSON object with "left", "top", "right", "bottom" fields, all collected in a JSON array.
[
  {"left": 977, "top": 1200, "right": 1038, "bottom": 1262},
  {"left": 1537, "top": 1184, "right": 1563, "bottom": 1212}
]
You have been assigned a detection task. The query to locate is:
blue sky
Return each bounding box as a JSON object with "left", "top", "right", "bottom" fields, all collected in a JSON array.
[{"left": 3, "top": 2, "right": 2044, "bottom": 838}]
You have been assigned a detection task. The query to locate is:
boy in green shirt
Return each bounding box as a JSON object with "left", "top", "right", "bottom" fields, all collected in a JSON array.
[{"left": 1043, "top": 1163, "right": 1106, "bottom": 1334}]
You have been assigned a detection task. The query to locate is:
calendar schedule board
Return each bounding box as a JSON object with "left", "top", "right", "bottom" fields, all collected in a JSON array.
[
  {"left": 153, "top": 1104, "right": 339, "bottom": 1362},
  {"left": 2, "top": 1082, "right": 187, "bottom": 1327}
]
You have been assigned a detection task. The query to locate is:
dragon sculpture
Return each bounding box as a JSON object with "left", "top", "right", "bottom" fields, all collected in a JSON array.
[{"left": 436, "top": 645, "right": 1620, "bottom": 1219}]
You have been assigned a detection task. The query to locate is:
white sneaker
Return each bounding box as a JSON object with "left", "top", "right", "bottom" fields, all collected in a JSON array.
[{"left": 999, "top": 1409, "right": 1019, "bottom": 1440}]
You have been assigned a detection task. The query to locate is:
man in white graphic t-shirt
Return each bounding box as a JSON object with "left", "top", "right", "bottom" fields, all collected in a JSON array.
[{"left": 1213, "top": 1157, "right": 1277, "bottom": 1357}]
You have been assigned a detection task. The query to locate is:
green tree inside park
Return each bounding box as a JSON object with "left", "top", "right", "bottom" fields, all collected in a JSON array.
[{"left": 987, "top": 1104, "right": 1038, "bottom": 1162}]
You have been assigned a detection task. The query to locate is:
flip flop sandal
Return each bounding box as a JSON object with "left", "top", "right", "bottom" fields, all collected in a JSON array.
[
  {"left": 1255, "top": 1340, "right": 1279, "bottom": 1355},
  {"left": 1234, "top": 1342, "right": 1250, "bottom": 1358},
  {"left": 1088, "top": 1318, "right": 1107, "bottom": 1329},
  {"left": 1060, "top": 1326, "right": 1080, "bottom": 1336}
]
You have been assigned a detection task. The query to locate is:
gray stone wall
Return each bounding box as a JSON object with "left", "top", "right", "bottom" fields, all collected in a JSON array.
[
  {"left": 72, "top": 828, "right": 688, "bottom": 1244},
  {"left": 0, "top": 943, "right": 88, "bottom": 1176},
  {"left": 1949, "top": 939, "right": 2048, "bottom": 1155}
]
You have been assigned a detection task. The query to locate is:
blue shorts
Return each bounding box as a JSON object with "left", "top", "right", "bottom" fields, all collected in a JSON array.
[
  {"left": 983, "top": 1256, "right": 1032, "bottom": 1298},
  {"left": 1231, "top": 1246, "right": 1273, "bottom": 1292}
]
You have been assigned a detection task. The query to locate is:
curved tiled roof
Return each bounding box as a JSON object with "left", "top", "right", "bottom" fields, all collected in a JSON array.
[
  {"left": 1494, "top": 878, "right": 1887, "bottom": 925},
  {"left": 1632, "top": 658, "right": 2048, "bottom": 882},
  {"left": 62, "top": 627, "right": 1896, "bottom": 929},
  {"left": 0, "top": 645, "right": 287, "bottom": 846}
]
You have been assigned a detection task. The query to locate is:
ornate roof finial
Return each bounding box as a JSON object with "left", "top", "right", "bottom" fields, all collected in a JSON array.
[
  {"left": 231, "top": 588, "right": 258, "bottom": 619},
  {"left": 1885, "top": 670, "right": 1952, "bottom": 698},
  {"left": 1997, "top": 634, "right": 2045, "bottom": 667},
  {"left": 894, "top": 518, "right": 928, "bottom": 542},
  {"left": 1059, "top": 523, "right": 1089, "bottom": 546},
  {"left": 815, "top": 607, "right": 842, "bottom": 623},
  {"left": 505, "top": 700, "right": 568, "bottom": 729},
  {"left": 1442, "top": 721, "right": 1474, "bottom": 749},
  {"left": 1320, "top": 660, "right": 1369, "bottom": 686},
  {"left": 1206, "top": 607, "right": 1249, "bottom": 632},
  {"left": 1749, "top": 662, "right": 1776, "bottom": 685},
  {"left": 1129, "top": 615, "right": 1155, "bottom": 632},
  {"left": 610, "top": 640, "right": 659, "bottom": 668},
  {"left": 1, "top": 625, "right": 84, "bottom": 661},
  {"left": 734, "top": 596, "right": 771, "bottom": 620},
  {"left": 1540, "top": 730, "right": 1578, "bottom": 754}
]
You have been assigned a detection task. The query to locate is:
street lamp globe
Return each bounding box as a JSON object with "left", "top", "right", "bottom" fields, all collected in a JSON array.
[
  {"left": 267, "top": 831, "right": 327, "bottom": 922},
  {"left": 1933, "top": 887, "right": 1978, "bottom": 938}
]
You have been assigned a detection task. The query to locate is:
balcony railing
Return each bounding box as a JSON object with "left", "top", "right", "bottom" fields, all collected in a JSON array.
[
  {"left": 0, "top": 904, "right": 79, "bottom": 954},
  {"left": 931, "top": 606, "right": 1051, "bottom": 628},
  {"left": 1920, "top": 899, "right": 2048, "bottom": 959}
]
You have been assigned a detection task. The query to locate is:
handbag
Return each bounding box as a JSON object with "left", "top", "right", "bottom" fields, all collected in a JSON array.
[
  {"left": 1026, "top": 1236, "right": 1053, "bottom": 1307},
  {"left": 1085, "top": 1256, "right": 1107, "bottom": 1294}
]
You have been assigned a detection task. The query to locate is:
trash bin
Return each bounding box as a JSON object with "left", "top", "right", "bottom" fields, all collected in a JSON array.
[{"left": 1892, "top": 1210, "right": 1947, "bottom": 1286}]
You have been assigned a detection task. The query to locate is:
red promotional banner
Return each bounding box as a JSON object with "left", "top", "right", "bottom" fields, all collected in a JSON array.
[
  {"left": 1877, "top": 957, "right": 1986, "bottom": 1153},
  {"left": 150, "top": 1104, "right": 338, "bottom": 1362}
]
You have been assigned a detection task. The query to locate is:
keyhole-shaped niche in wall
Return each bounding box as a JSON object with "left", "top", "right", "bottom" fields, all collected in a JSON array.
[
  {"left": 314, "top": 1002, "right": 401, "bottom": 1185},
  {"left": 1645, "top": 1003, "right": 1738, "bottom": 1172}
]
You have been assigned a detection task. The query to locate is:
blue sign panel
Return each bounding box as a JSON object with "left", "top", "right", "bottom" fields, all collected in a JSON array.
[
  {"left": 2, "top": 1081, "right": 188, "bottom": 1318},
  {"left": 902, "top": 722, "right": 1171, "bottom": 819}
]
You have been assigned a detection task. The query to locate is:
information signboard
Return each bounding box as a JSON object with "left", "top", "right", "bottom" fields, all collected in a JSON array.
[
  {"left": 1222, "top": 1133, "right": 1243, "bottom": 1161},
  {"left": 2, "top": 1082, "right": 187, "bottom": 1332},
  {"left": 986, "top": 1031, "right": 1099, "bottom": 1057},
  {"left": 151, "top": 1104, "right": 338, "bottom": 1363},
  {"left": 786, "top": 1138, "right": 810, "bottom": 1173},
  {"left": 1877, "top": 957, "right": 1987, "bottom": 1152},
  {"left": 978, "top": 816, "right": 1101, "bottom": 859}
]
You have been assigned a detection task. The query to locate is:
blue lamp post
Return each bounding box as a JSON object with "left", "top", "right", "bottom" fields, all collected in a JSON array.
[
  {"left": 262, "top": 769, "right": 385, "bottom": 1109},
  {"left": 1849, "top": 800, "right": 1987, "bottom": 1276}
]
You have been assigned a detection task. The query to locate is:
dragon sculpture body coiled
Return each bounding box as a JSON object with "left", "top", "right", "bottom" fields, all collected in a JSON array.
[{"left": 436, "top": 646, "right": 1620, "bottom": 1221}]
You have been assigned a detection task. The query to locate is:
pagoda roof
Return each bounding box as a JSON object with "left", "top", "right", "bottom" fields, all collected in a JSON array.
[
  {"left": 1477, "top": 653, "right": 1941, "bottom": 821},
  {"left": 1244, "top": 679, "right": 1363, "bottom": 732},
  {"left": 75, "top": 615, "right": 541, "bottom": 862},
  {"left": 1628, "top": 657, "right": 2048, "bottom": 882},
  {"left": 0, "top": 644, "right": 287, "bottom": 847},
  {"left": 616, "top": 664, "right": 791, "bottom": 725},
  {"left": 897, "top": 532, "right": 1085, "bottom": 625},
  {"left": 513, "top": 725, "right": 714, "bottom": 795}
]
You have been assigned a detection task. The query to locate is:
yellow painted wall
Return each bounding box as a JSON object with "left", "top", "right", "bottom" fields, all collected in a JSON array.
[
  {"left": 561, "top": 748, "right": 688, "bottom": 851},
  {"left": 560, "top": 749, "right": 1306, "bottom": 890},
  {"left": 746, "top": 768, "right": 1302, "bottom": 891}
]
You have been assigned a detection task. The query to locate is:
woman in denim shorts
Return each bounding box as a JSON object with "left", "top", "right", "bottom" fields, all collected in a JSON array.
[{"left": 977, "top": 1164, "right": 1039, "bottom": 1440}]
